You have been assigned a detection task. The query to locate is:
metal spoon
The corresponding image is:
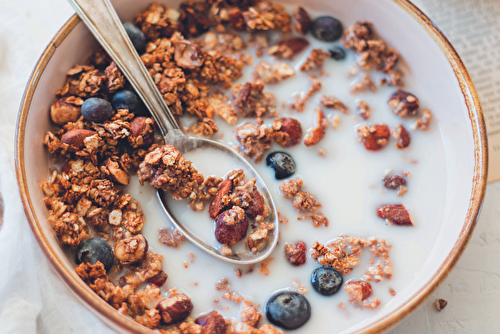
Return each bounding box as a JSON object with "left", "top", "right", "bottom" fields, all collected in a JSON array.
[{"left": 69, "top": 0, "right": 278, "bottom": 264}]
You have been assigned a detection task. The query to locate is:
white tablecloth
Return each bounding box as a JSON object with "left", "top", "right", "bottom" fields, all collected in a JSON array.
[{"left": 0, "top": 0, "right": 498, "bottom": 333}]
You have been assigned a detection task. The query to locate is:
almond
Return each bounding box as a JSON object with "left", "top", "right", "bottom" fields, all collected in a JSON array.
[
  {"left": 147, "top": 270, "right": 168, "bottom": 288},
  {"left": 294, "top": 7, "right": 312, "bottom": 34},
  {"left": 195, "top": 310, "right": 227, "bottom": 334},
  {"left": 376, "top": 204, "right": 413, "bottom": 226},
  {"left": 61, "top": 129, "right": 97, "bottom": 148},
  {"left": 156, "top": 293, "right": 193, "bottom": 325},
  {"left": 209, "top": 179, "right": 233, "bottom": 219}
]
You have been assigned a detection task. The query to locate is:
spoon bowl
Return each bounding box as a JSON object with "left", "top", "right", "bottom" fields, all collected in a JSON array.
[{"left": 68, "top": 0, "right": 279, "bottom": 264}]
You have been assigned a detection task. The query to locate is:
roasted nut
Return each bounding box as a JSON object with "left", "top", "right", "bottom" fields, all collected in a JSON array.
[
  {"left": 147, "top": 270, "right": 168, "bottom": 287},
  {"left": 284, "top": 241, "right": 306, "bottom": 266},
  {"left": 294, "top": 7, "right": 312, "bottom": 34},
  {"left": 376, "top": 204, "right": 413, "bottom": 226},
  {"left": 304, "top": 108, "right": 327, "bottom": 147},
  {"left": 272, "top": 118, "right": 302, "bottom": 147},
  {"left": 155, "top": 293, "right": 193, "bottom": 325},
  {"left": 61, "top": 129, "right": 97, "bottom": 148},
  {"left": 129, "top": 117, "right": 154, "bottom": 148},
  {"left": 388, "top": 90, "right": 419, "bottom": 118},
  {"left": 344, "top": 280, "right": 372, "bottom": 302},
  {"left": 174, "top": 40, "right": 204, "bottom": 69},
  {"left": 104, "top": 158, "right": 131, "bottom": 185},
  {"left": 434, "top": 298, "right": 448, "bottom": 311},
  {"left": 50, "top": 96, "right": 83, "bottom": 125},
  {"left": 357, "top": 124, "right": 390, "bottom": 151},
  {"left": 114, "top": 234, "right": 148, "bottom": 264},
  {"left": 195, "top": 310, "right": 227, "bottom": 334},
  {"left": 245, "top": 188, "right": 264, "bottom": 218},
  {"left": 209, "top": 179, "right": 233, "bottom": 219},
  {"left": 269, "top": 37, "right": 310, "bottom": 60},
  {"left": 215, "top": 206, "right": 249, "bottom": 246},
  {"left": 383, "top": 175, "right": 407, "bottom": 190},
  {"left": 392, "top": 124, "right": 410, "bottom": 149},
  {"left": 320, "top": 95, "right": 349, "bottom": 114}
]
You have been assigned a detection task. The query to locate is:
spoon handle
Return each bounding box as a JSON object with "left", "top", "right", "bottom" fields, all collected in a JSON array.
[{"left": 68, "top": 0, "right": 179, "bottom": 137}]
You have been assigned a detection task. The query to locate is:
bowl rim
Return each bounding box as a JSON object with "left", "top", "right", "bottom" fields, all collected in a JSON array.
[{"left": 15, "top": 1, "right": 488, "bottom": 333}]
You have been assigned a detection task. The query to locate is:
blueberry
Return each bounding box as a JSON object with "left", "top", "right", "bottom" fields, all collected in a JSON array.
[
  {"left": 112, "top": 90, "right": 149, "bottom": 116},
  {"left": 329, "top": 46, "right": 346, "bottom": 60},
  {"left": 75, "top": 237, "right": 114, "bottom": 272},
  {"left": 81, "top": 97, "right": 113, "bottom": 122},
  {"left": 123, "top": 22, "right": 146, "bottom": 53},
  {"left": 311, "top": 267, "right": 343, "bottom": 296},
  {"left": 266, "top": 291, "right": 311, "bottom": 330},
  {"left": 311, "top": 16, "right": 343, "bottom": 42},
  {"left": 266, "top": 152, "right": 296, "bottom": 180}
]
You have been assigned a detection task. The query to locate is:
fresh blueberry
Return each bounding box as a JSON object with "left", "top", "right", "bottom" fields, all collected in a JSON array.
[
  {"left": 266, "top": 152, "right": 296, "bottom": 180},
  {"left": 75, "top": 237, "right": 114, "bottom": 272},
  {"left": 311, "top": 16, "right": 344, "bottom": 42},
  {"left": 265, "top": 291, "right": 311, "bottom": 330},
  {"left": 329, "top": 46, "right": 346, "bottom": 60},
  {"left": 112, "top": 90, "right": 148, "bottom": 116},
  {"left": 311, "top": 267, "right": 343, "bottom": 296},
  {"left": 81, "top": 97, "right": 113, "bottom": 122},
  {"left": 123, "top": 22, "right": 146, "bottom": 53}
]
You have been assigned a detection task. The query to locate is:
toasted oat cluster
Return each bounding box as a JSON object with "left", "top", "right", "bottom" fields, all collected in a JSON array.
[{"left": 279, "top": 178, "right": 329, "bottom": 227}]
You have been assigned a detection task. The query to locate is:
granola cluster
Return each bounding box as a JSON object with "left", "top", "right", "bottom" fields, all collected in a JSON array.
[
  {"left": 279, "top": 178, "right": 329, "bottom": 227},
  {"left": 309, "top": 235, "right": 392, "bottom": 309},
  {"left": 341, "top": 21, "right": 403, "bottom": 86}
]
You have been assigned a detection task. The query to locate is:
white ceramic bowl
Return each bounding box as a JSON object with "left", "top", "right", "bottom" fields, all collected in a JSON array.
[{"left": 16, "top": 0, "right": 487, "bottom": 333}]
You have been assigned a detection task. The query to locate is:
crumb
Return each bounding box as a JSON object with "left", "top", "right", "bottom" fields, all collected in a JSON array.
[
  {"left": 435, "top": 298, "right": 448, "bottom": 311},
  {"left": 260, "top": 257, "right": 274, "bottom": 276}
]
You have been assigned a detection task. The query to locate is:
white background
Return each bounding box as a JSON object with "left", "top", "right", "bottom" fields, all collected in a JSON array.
[{"left": 0, "top": 0, "right": 498, "bottom": 333}]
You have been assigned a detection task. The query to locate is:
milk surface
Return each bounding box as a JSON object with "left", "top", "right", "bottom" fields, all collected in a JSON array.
[{"left": 126, "top": 11, "right": 447, "bottom": 333}]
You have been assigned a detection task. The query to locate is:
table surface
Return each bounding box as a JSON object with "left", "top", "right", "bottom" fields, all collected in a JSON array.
[{"left": 0, "top": 0, "right": 498, "bottom": 333}]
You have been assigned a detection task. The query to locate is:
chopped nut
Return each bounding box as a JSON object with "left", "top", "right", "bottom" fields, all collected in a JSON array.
[
  {"left": 156, "top": 293, "right": 193, "bottom": 325},
  {"left": 377, "top": 204, "right": 413, "bottom": 226},
  {"left": 435, "top": 298, "right": 448, "bottom": 311},
  {"left": 392, "top": 124, "right": 411, "bottom": 149},
  {"left": 357, "top": 124, "right": 390, "bottom": 151},
  {"left": 294, "top": 7, "right": 312, "bottom": 34},
  {"left": 383, "top": 175, "right": 407, "bottom": 190},
  {"left": 344, "top": 280, "right": 372, "bottom": 302}
]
